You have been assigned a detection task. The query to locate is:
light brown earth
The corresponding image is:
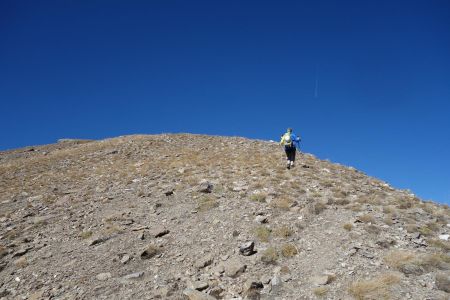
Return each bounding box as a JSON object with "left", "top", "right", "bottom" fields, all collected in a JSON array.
[{"left": 0, "top": 134, "right": 449, "bottom": 299}]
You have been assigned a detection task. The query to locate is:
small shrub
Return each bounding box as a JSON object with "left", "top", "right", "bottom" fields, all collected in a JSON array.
[
  {"left": 261, "top": 247, "right": 278, "bottom": 264},
  {"left": 197, "top": 195, "right": 218, "bottom": 211},
  {"left": 384, "top": 250, "right": 416, "bottom": 269},
  {"left": 358, "top": 214, "right": 375, "bottom": 223},
  {"left": 348, "top": 272, "right": 401, "bottom": 300},
  {"left": 405, "top": 224, "right": 418, "bottom": 233},
  {"left": 343, "top": 223, "right": 353, "bottom": 231},
  {"left": 274, "top": 226, "right": 293, "bottom": 238},
  {"left": 254, "top": 226, "right": 271, "bottom": 242},
  {"left": 365, "top": 224, "right": 381, "bottom": 235},
  {"left": 14, "top": 257, "right": 28, "bottom": 268},
  {"left": 309, "top": 201, "right": 327, "bottom": 215},
  {"left": 418, "top": 226, "right": 433, "bottom": 237},
  {"left": 396, "top": 197, "right": 413, "bottom": 209},
  {"left": 347, "top": 203, "right": 362, "bottom": 212},
  {"left": 382, "top": 205, "right": 396, "bottom": 214},
  {"left": 281, "top": 243, "right": 298, "bottom": 257},
  {"left": 79, "top": 231, "right": 93, "bottom": 239},
  {"left": 428, "top": 239, "right": 450, "bottom": 251},
  {"left": 313, "top": 286, "right": 329, "bottom": 297},
  {"left": 330, "top": 198, "right": 350, "bottom": 206},
  {"left": 249, "top": 192, "right": 267, "bottom": 203},
  {"left": 270, "top": 197, "right": 293, "bottom": 210}
]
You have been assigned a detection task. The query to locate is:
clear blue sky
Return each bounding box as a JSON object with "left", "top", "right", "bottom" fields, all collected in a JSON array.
[{"left": 1, "top": 1, "right": 449, "bottom": 204}]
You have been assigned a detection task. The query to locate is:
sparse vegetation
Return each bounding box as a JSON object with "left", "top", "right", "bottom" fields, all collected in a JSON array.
[
  {"left": 249, "top": 192, "right": 267, "bottom": 203},
  {"left": 79, "top": 231, "right": 93, "bottom": 239},
  {"left": 261, "top": 247, "right": 278, "bottom": 264},
  {"left": 313, "top": 286, "right": 329, "bottom": 297},
  {"left": 254, "top": 226, "right": 271, "bottom": 242},
  {"left": 358, "top": 213, "right": 375, "bottom": 223},
  {"left": 343, "top": 223, "right": 353, "bottom": 231},
  {"left": 281, "top": 243, "right": 298, "bottom": 257},
  {"left": 197, "top": 195, "right": 218, "bottom": 211},
  {"left": 270, "top": 197, "right": 293, "bottom": 210},
  {"left": 348, "top": 272, "right": 401, "bottom": 300},
  {"left": 274, "top": 225, "right": 293, "bottom": 238}
]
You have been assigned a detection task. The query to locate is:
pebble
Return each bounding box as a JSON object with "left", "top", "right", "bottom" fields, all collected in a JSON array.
[{"left": 96, "top": 273, "right": 112, "bottom": 281}]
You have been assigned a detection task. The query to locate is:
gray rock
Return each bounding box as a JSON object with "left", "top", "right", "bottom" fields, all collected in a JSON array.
[
  {"left": 149, "top": 226, "right": 170, "bottom": 238},
  {"left": 123, "top": 271, "right": 144, "bottom": 280},
  {"left": 183, "top": 288, "right": 217, "bottom": 300},
  {"left": 310, "top": 274, "right": 334, "bottom": 286},
  {"left": 194, "top": 281, "right": 209, "bottom": 291},
  {"left": 436, "top": 272, "right": 450, "bottom": 293},
  {"left": 399, "top": 263, "right": 425, "bottom": 276},
  {"left": 120, "top": 254, "right": 131, "bottom": 264},
  {"left": 140, "top": 245, "right": 160, "bottom": 259},
  {"left": 88, "top": 236, "right": 109, "bottom": 246},
  {"left": 239, "top": 241, "right": 256, "bottom": 256},
  {"left": 96, "top": 272, "right": 112, "bottom": 281},
  {"left": 196, "top": 180, "right": 213, "bottom": 193},
  {"left": 260, "top": 274, "right": 272, "bottom": 284},
  {"left": 255, "top": 215, "right": 268, "bottom": 224},
  {"left": 224, "top": 257, "right": 246, "bottom": 278},
  {"left": 195, "top": 255, "right": 213, "bottom": 269}
]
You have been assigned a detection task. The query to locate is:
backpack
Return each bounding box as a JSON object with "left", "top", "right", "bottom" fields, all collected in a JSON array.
[{"left": 282, "top": 133, "right": 292, "bottom": 145}]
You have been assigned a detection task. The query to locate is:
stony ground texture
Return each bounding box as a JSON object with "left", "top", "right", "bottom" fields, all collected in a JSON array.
[{"left": 0, "top": 134, "right": 449, "bottom": 300}]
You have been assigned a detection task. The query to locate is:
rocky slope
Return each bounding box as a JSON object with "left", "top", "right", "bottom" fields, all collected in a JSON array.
[{"left": 0, "top": 134, "right": 449, "bottom": 300}]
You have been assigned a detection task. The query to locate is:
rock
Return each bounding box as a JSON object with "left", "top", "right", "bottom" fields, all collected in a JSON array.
[
  {"left": 88, "top": 236, "right": 109, "bottom": 246},
  {"left": 195, "top": 255, "right": 213, "bottom": 269},
  {"left": 243, "top": 278, "right": 264, "bottom": 299},
  {"left": 194, "top": 281, "right": 209, "bottom": 291},
  {"left": 224, "top": 257, "right": 246, "bottom": 278},
  {"left": 163, "top": 187, "right": 175, "bottom": 196},
  {"left": 149, "top": 226, "right": 170, "bottom": 238},
  {"left": 0, "top": 262, "right": 7, "bottom": 272},
  {"left": 196, "top": 180, "right": 213, "bottom": 193},
  {"left": 260, "top": 274, "right": 272, "bottom": 284},
  {"left": 271, "top": 275, "right": 282, "bottom": 288},
  {"left": 254, "top": 215, "right": 268, "bottom": 224},
  {"left": 120, "top": 254, "right": 131, "bottom": 264},
  {"left": 398, "top": 263, "right": 425, "bottom": 276},
  {"left": 140, "top": 245, "right": 160, "bottom": 259},
  {"left": 439, "top": 234, "right": 449, "bottom": 241},
  {"left": 96, "top": 272, "right": 112, "bottom": 281},
  {"left": 183, "top": 288, "right": 217, "bottom": 300},
  {"left": 436, "top": 272, "right": 450, "bottom": 293},
  {"left": 239, "top": 241, "right": 256, "bottom": 256},
  {"left": 310, "top": 274, "right": 334, "bottom": 286},
  {"left": 123, "top": 271, "right": 144, "bottom": 279},
  {"left": 12, "top": 246, "right": 32, "bottom": 257}
]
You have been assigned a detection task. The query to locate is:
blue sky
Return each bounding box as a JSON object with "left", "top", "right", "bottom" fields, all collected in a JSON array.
[{"left": 1, "top": 1, "right": 449, "bottom": 204}]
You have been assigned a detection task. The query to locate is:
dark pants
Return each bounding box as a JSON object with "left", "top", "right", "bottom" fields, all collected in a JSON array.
[{"left": 285, "top": 145, "right": 296, "bottom": 161}]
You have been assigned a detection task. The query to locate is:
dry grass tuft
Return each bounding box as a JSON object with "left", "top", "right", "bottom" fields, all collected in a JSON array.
[
  {"left": 313, "top": 286, "right": 329, "bottom": 297},
  {"left": 343, "top": 223, "right": 353, "bottom": 231},
  {"left": 348, "top": 272, "right": 401, "bottom": 300},
  {"left": 261, "top": 247, "right": 278, "bottom": 264},
  {"left": 274, "top": 225, "right": 293, "bottom": 238},
  {"left": 14, "top": 257, "right": 28, "bottom": 268},
  {"left": 254, "top": 226, "right": 271, "bottom": 242},
  {"left": 249, "top": 192, "right": 267, "bottom": 203},
  {"left": 79, "top": 231, "right": 93, "bottom": 239},
  {"left": 358, "top": 214, "right": 375, "bottom": 224},
  {"left": 197, "top": 195, "right": 218, "bottom": 211},
  {"left": 384, "top": 250, "right": 416, "bottom": 269},
  {"left": 281, "top": 243, "right": 298, "bottom": 257},
  {"left": 428, "top": 239, "right": 450, "bottom": 251},
  {"left": 270, "top": 197, "right": 293, "bottom": 210}
]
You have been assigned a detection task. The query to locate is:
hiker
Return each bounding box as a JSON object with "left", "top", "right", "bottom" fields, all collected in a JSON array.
[{"left": 280, "top": 128, "right": 301, "bottom": 169}]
